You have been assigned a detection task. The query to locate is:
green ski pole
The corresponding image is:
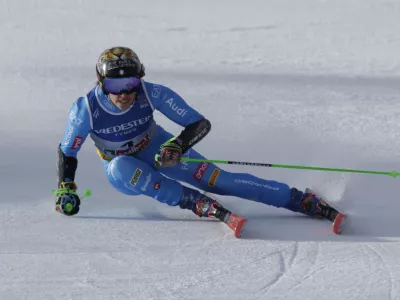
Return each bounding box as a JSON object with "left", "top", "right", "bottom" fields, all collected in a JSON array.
[
  {"left": 52, "top": 188, "right": 93, "bottom": 199},
  {"left": 180, "top": 158, "right": 400, "bottom": 178}
]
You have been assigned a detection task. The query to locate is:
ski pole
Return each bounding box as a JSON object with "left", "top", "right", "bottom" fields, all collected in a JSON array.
[
  {"left": 52, "top": 188, "right": 93, "bottom": 200},
  {"left": 180, "top": 158, "right": 400, "bottom": 178}
]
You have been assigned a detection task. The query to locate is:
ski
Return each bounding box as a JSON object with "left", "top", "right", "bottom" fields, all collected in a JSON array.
[
  {"left": 206, "top": 198, "right": 247, "bottom": 238},
  {"left": 319, "top": 201, "right": 347, "bottom": 235},
  {"left": 333, "top": 212, "right": 347, "bottom": 235},
  {"left": 306, "top": 188, "right": 347, "bottom": 235},
  {"left": 225, "top": 213, "right": 247, "bottom": 238}
]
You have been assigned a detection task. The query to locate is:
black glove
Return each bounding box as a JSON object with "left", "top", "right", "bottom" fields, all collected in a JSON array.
[
  {"left": 55, "top": 181, "right": 80, "bottom": 216},
  {"left": 155, "top": 137, "right": 183, "bottom": 168}
]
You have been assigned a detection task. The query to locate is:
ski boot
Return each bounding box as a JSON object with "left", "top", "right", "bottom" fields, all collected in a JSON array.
[
  {"left": 285, "top": 188, "right": 347, "bottom": 234},
  {"left": 180, "top": 187, "right": 247, "bottom": 238}
]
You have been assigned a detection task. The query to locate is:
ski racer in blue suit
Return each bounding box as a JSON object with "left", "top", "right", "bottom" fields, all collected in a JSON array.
[{"left": 55, "top": 46, "right": 325, "bottom": 225}]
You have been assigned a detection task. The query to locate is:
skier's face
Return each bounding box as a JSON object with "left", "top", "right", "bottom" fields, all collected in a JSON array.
[{"left": 108, "top": 92, "right": 136, "bottom": 110}]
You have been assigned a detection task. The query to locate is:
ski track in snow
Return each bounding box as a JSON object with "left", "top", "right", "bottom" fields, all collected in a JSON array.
[
  {"left": 255, "top": 243, "right": 299, "bottom": 299},
  {"left": 365, "top": 244, "right": 395, "bottom": 300},
  {"left": 283, "top": 243, "right": 320, "bottom": 296}
]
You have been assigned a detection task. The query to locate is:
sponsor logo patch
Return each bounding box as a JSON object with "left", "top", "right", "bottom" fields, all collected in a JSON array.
[
  {"left": 137, "top": 95, "right": 150, "bottom": 108},
  {"left": 154, "top": 182, "right": 161, "bottom": 190},
  {"left": 208, "top": 169, "right": 220, "bottom": 187},
  {"left": 151, "top": 85, "right": 161, "bottom": 98},
  {"left": 141, "top": 174, "right": 151, "bottom": 192},
  {"left": 180, "top": 149, "right": 191, "bottom": 170},
  {"left": 166, "top": 98, "right": 187, "bottom": 117},
  {"left": 193, "top": 162, "right": 209, "bottom": 181},
  {"left": 93, "top": 108, "right": 100, "bottom": 119},
  {"left": 94, "top": 116, "right": 152, "bottom": 135},
  {"left": 130, "top": 168, "right": 143, "bottom": 186},
  {"left": 103, "top": 135, "right": 151, "bottom": 158},
  {"left": 62, "top": 126, "right": 75, "bottom": 145},
  {"left": 188, "top": 126, "right": 208, "bottom": 147},
  {"left": 234, "top": 179, "right": 280, "bottom": 190},
  {"left": 69, "top": 111, "right": 84, "bottom": 126},
  {"left": 72, "top": 136, "right": 84, "bottom": 149}
]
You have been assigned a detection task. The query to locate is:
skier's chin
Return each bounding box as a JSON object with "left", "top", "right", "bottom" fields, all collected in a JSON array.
[
  {"left": 117, "top": 99, "right": 134, "bottom": 110},
  {"left": 109, "top": 93, "right": 136, "bottom": 110}
]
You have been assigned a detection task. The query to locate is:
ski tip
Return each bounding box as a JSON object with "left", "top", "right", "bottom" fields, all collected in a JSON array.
[
  {"left": 226, "top": 214, "right": 248, "bottom": 238},
  {"left": 333, "top": 212, "right": 347, "bottom": 235},
  {"left": 234, "top": 218, "right": 247, "bottom": 238}
]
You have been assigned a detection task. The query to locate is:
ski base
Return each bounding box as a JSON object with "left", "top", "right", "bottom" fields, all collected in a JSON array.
[
  {"left": 321, "top": 204, "right": 347, "bottom": 235},
  {"left": 225, "top": 213, "right": 247, "bottom": 238},
  {"left": 333, "top": 212, "right": 347, "bottom": 235}
]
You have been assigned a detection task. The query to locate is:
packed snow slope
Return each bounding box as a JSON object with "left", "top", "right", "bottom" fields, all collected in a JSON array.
[{"left": 1, "top": 0, "right": 400, "bottom": 299}]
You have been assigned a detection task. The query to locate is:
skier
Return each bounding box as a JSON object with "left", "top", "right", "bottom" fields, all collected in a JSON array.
[{"left": 55, "top": 46, "right": 344, "bottom": 237}]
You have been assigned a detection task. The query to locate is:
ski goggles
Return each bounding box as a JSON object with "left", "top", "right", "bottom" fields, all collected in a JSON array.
[{"left": 102, "top": 77, "right": 141, "bottom": 95}]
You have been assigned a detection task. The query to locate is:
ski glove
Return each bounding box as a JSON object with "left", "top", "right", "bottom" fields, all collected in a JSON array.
[
  {"left": 155, "top": 137, "right": 183, "bottom": 168},
  {"left": 55, "top": 181, "right": 80, "bottom": 216}
]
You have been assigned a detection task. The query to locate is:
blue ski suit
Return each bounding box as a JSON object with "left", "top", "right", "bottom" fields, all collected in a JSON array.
[{"left": 60, "top": 81, "right": 292, "bottom": 208}]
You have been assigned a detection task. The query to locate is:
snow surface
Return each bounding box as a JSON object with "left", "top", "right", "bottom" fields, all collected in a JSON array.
[{"left": 1, "top": 0, "right": 400, "bottom": 299}]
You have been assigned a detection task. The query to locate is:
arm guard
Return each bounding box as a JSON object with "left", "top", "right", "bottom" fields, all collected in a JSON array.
[
  {"left": 177, "top": 118, "right": 211, "bottom": 153},
  {"left": 57, "top": 145, "right": 78, "bottom": 187}
]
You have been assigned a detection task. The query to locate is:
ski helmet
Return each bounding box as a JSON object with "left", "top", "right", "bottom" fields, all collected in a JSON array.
[{"left": 96, "top": 46, "right": 145, "bottom": 89}]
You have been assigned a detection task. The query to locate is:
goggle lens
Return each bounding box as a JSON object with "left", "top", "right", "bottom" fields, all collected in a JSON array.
[{"left": 103, "top": 77, "right": 141, "bottom": 94}]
